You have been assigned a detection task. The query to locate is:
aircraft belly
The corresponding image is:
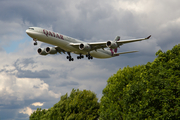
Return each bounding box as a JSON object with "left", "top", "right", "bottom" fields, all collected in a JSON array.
[{"left": 36, "top": 34, "right": 86, "bottom": 54}]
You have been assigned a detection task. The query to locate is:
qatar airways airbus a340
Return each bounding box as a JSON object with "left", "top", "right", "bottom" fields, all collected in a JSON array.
[{"left": 26, "top": 27, "right": 151, "bottom": 61}]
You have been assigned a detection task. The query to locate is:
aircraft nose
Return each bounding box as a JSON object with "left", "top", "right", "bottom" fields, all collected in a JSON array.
[
  {"left": 26, "top": 29, "right": 30, "bottom": 34},
  {"left": 26, "top": 29, "right": 32, "bottom": 36}
]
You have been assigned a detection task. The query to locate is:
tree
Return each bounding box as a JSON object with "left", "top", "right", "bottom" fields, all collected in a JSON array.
[
  {"left": 30, "top": 89, "right": 100, "bottom": 120},
  {"left": 29, "top": 108, "right": 47, "bottom": 120},
  {"left": 99, "top": 44, "right": 180, "bottom": 119}
]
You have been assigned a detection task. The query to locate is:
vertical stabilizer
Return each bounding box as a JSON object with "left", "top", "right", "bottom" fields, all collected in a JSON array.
[
  {"left": 113, "top": 36, "right": 120, "bottom": 53},
  {"left": 114, "top": 36, "right": 120, "bottom": 41}
]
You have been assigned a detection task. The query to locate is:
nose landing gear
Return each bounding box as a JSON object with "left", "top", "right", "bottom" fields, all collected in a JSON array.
[
  {"left": 34, "top": 41, "right": 37, "bottom": 45},
  {"left": 33, "top": 38, "right": 38, "bottom": 45}
]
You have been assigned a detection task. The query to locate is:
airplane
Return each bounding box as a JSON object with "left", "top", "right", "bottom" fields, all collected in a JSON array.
[{"left": 26, "top": 27, "right": 151, "bottom": 61}]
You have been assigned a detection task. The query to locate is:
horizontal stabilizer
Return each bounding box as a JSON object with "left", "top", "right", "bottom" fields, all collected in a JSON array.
[{"left": 114, "top": 50, "right": 138, "bottom": 55}]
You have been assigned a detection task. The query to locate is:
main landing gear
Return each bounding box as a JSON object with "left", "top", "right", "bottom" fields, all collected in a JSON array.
[
  {"left": 67, "top": 52, "right": 74, "bottom": 61},
  {"left": 77, "top": 54, "right": 84, "bottom": 59},
  {"left": 67, "top": 53, "right": 93, "bottom": 61},
  {"left": 86, "top": 53, "right": 93, "bottom": 60},
  {"left": 77, "top": 53, "right": 93, "bottom": 60}
]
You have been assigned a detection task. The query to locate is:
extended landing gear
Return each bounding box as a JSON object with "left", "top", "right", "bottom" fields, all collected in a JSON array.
[
  {"left": 67, "top": 52, "right": 74, "bottom": 61},
  {"left": 33, "top": 38, "right": 38, "bottom": 45},
  {"left": 34, "top": 41, "right": 37, "bottom": 45},
  {"left": 86, "top": 53, "right": 93, "bottom": 60},
  {"left": 77, "top": 54, "right": 84, "bottom": 59}
]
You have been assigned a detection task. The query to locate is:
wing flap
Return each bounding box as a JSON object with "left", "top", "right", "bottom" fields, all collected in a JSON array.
[
  {"left": 55, "top": 46, "right": 66, "bottom": 54},
  {"left": 88, "top": 42, "right": 107, "bottom": 50},
  {"left": 69, "top": 42, "right": 107, "bottom": 50}
]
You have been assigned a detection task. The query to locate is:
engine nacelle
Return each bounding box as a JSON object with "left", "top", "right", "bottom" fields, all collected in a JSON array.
[
  {"left": 37, "top": 48, "right": 48, "bottom": 55},
  {"left": 79, "top": 43, "right": 91, "bottom": 51},
  {"left": 106, "top": 41, "right": 118, "bottom": 49},
  {"left": 45, "top": 47, "right": 57, "bottom": 54}
]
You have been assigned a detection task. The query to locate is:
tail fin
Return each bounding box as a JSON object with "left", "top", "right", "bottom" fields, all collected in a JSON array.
[
  {"left": 114, "top": 36, "right": 120, "bottom": 41},
  {"left": 112, "top": 36, "right": 120, "bottom": 53},
  {"left": 110, "top": 48, "right": 118, "bottom": 54}
]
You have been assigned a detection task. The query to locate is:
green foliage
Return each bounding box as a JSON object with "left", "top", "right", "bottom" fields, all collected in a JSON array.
[
  {"left": 29, "top": 89, "right": 99, "bottom": 120},
  {"left": 99, "top": 44, "right": 180, "bottom": 119},
  {"left": 29, "top": 108, "right": 47, "bottom": 120}
]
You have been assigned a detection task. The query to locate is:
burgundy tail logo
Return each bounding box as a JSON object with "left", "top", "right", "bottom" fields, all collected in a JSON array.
[{"left": 110, "top": 48, "right": 118, "bottom": 56}]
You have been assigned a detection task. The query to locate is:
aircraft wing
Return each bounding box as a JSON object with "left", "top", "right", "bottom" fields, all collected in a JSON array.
[
  {"left": 69, "top": 42, "right": 106, "bottom": 50},
  {"left": 70, "top": 35, "right": 151, "bottom": 51},
  {"left": 88, "top": 35, "right": 151, "bottom": 49},
  {"left": 85, "top": 42, "right": 107, "bottom": 50},
  {"left": 116, "top": 35, "right": 151, "bottom": 46}
]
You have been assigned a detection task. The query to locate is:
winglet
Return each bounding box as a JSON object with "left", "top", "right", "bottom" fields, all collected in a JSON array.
[{"left": 146, "top": 35, "right": 151, "bottom": 39}]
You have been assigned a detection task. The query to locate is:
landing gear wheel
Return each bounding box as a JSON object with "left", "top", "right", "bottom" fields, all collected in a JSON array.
[
  {"left": 67, "top": 52, "right": 74, "bottom": 61},
  {"left": 34, "top": 42, "right": 37, "bottom": 45},
  {"left": 77, "top": 54, "right": 84, "bottom": 60},
  {"left": 87, "top": 53, "right": 93, "bottom": 60},
  {"left": 69, "top": 58, "right": 74, "bottom": 61}
]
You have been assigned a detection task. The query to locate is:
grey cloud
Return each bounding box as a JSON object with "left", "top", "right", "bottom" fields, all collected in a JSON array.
[
  {"left": 0, "top": 109, "right": 17, "bottom": 120},
  {"left": 17, "top": 113, "right": 29, "bottom": 120},
  {"left": 14, "top": 58, "right": 36, "bottom": 68},
  {"left": 16, "top": 69, "right": 53, "bottom": 78},
  {"left": 156, "top": 25, "right": 180, "bottom": 51},
  {"left": 57, "top": 81, "right": 79, "bottom": 87},
  {"left": 13, "top": 58, "right": 55, "bottom": 78},
  {"left": 0, "top": 1, "right": 61, "bottom": 24}
]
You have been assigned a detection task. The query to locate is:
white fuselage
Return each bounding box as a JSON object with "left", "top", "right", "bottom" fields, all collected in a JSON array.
[{"left": 26, "top": 27, "right": 113, "bottom": 59}]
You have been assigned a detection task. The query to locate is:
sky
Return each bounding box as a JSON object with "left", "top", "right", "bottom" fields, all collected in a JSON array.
[{"left": 0, "top": 0, "right": 180, "bottom": 119}]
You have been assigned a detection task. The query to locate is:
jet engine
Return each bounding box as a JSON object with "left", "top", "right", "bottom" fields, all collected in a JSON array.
[
  {"left": 37, "top": 48, "right": 48, "bottom": 55},
  {"left": 79, "top": 43, "right": 91, "bottom": 51},
  {"left": 106, "top": 41, "right": 118, "bottom": 49},
  {"left": 45, "top": 47, "right": 57, "bottom": 54}
]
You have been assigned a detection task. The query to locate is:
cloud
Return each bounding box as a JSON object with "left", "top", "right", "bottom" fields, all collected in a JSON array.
[
  {"left": 0, "top": 70, "right": 60, "bottom": 119},
  {"left": 19, "top": 107, "right": 34, "bottom": 116},
  {"left": 0, "top": 57, "right": 55, "bottom": 78},
  {"left": 0, "top": 73, "right": 60, "bottom": 102},
  {"left": 0, "top": 20, "right": 24, "bottom": 48},
  {"left": 32, "top": 102, "right": 44, "bottom": 107},
  {"left": 57, "top": 81, "right": 79, "bottom": 87}
]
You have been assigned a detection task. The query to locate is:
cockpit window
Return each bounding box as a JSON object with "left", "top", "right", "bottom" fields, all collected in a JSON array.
[{"left": 29, "top": 28, "right": 34, "bottom": 30}]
